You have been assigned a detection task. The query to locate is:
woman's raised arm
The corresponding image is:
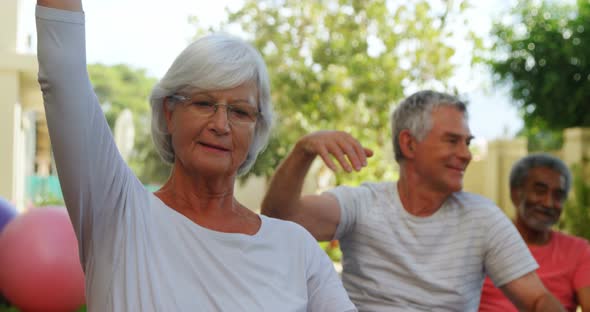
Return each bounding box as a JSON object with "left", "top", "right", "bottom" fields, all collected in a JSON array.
[{"left": 36, "top": 0, "right": 140, "bottom": 266}]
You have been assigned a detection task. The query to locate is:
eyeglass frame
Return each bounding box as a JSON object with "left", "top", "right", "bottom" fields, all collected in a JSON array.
[{"left": 166, "top": 93, "right": 262, "bottom": 125}]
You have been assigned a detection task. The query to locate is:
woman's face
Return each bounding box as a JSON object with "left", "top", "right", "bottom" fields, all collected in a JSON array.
[{"left": 164, "top": 81, "right": 258, "bottom": 178}]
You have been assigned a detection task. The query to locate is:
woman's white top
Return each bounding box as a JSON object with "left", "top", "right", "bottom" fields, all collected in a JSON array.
[{"left": 36, "top": 5, "right": 355, "bottom": 312}]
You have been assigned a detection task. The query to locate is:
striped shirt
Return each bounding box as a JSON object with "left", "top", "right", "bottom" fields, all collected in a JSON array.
[{"left": 329, "top": 181, "right": 537, "bottom": 311}]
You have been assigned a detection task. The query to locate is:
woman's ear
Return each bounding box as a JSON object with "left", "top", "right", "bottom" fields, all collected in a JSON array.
[
  {"left": 163, "top": 97, "right": 174, "bottom": 133},
  {"left": 398, "top": 129, "right": 416, "bottom": 159}
]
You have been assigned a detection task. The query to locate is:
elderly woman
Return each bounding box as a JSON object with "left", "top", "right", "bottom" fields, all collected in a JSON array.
[{"left": 36, "top": 0, "right": 356, "bottom": 311}]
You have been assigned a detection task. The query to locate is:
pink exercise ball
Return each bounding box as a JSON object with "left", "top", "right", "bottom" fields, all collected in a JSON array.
[{"left": 0, "top": 207, "right": 85, "bottom": 312}]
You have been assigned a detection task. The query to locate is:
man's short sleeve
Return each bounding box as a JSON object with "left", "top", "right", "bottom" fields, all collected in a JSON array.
[
  {"left": 573, "top": 239, "right": 590, "bottom": 290},
  {"left": 326, "top": 185, "right": 371, "bottom": 241},
  {"left": 483, "top": 208, "right": 538, "bottom": 287}
]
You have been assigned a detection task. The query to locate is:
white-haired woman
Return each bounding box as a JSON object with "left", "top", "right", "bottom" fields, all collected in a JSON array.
[{"left": 36, "top": 0, "right": 356, "bottom": 311}]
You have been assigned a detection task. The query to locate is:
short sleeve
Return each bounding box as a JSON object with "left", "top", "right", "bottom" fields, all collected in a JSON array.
[
  {"left": 326, "top": 185, "right": 371, "bottom": 241},
  {"left": 573, "top": 239, "right": 590, "bottom": 290},
  {"left": 483, "top": 208, "right": 538, "bottom": 287}
]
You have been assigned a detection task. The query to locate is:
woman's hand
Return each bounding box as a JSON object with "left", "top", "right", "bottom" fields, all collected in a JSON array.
[{"left": 295, "top": 130, "right": 373, "bottom": 173}]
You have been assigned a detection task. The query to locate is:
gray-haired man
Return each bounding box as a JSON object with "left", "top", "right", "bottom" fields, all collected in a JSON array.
[
  {"left": 262, "top": 90, "right": 564, "bottom": 311},
  {"left": 479, "top": 154, "right": 590, "bottom": 311}
]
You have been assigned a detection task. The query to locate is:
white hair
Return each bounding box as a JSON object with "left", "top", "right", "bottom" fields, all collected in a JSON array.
[
  {"left": 510, "top": 153, "right": 572, "bottom": 194},
  {"left": 391, "top": 90, "right": 468, "bottom": 163},
  {"left": 149, "top": 33, "right": 274, "bottom": 175}
]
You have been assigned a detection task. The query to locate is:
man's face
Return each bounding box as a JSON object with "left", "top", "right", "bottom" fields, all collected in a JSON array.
[
  {"left": 514, "top": 166, "right": 567, "bottom": 232},
  {"left": 412, "top": 106, "right": 473, "bottom": 195}
]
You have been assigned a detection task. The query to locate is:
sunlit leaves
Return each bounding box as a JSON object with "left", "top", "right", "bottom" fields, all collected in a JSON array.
[
  {"left": 200, "top": 0, "right": 472, "bottom": 185},
  {"left": 88, "top": 64, "right": 170, "bottom": 184},
  {"left": 489, "top": 0, "right": 590, "bottom": 150}
]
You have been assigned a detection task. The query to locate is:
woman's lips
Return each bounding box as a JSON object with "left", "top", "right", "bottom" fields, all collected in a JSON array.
[{"left": 199, "top": 142, "right": 230, "bottom": 152}]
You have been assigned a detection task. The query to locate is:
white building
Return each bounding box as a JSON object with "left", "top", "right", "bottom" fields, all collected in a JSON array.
[{"left": 0, "top": 0, "right": 52, "bottom": 211}]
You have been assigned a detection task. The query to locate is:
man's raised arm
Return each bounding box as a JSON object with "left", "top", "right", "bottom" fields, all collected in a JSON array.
[{"left": 261, "top": 131, "right": 372, "bottom": 241}]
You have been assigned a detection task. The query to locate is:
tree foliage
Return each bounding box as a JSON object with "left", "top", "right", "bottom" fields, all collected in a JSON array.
[
  {"left": 559, "top": 161, "right": 590, "bottom": 241},
  {"left": 489, "top": 0, "right": 590, "bottom": 151},
  {"left": 88, "top": 64, "right": 171, "bottom": 184},
  {"left": 199, "top": 0, "right": 475, "bottom": 184}
]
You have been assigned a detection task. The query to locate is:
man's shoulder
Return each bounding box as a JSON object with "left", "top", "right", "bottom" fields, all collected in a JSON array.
[
  {"left": 329, "top": 181, "right": 394, "bottom": 197},
  {"left": 342, "top": 181, "right": 393, "bottom": 190},
  {"left": 358, "top": 181, "right": 394, "bottom": 191},
  {"left": 449, "top": 191, "right": 501, "bottom": 213},
  {"left": 552, "top": 230, "right": 590, "bottom": 249}
]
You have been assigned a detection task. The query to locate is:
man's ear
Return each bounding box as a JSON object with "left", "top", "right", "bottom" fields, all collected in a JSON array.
[
  {"left": 510, "top": 187, "right": 522, "bottom": 208},
  {"left": 399, "top": 129, "right": 416, "bottom": 159}
]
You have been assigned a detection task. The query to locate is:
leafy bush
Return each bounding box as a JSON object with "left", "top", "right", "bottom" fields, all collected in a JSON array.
[
  {"left": 319, "top": 240, "right": 343, "bottom": 263},
  {"left": 559, "top": 162, "right": 590, "bottom": 241}
]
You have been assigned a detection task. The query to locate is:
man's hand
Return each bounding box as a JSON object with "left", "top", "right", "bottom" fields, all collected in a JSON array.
[{"left": 296, "top": 130, "right": 373, "bottom": 173}]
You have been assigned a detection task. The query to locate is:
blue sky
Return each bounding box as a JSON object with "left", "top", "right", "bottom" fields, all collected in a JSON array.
[{"left": 20, "top": 0, "right": 524, "bottom": 142}]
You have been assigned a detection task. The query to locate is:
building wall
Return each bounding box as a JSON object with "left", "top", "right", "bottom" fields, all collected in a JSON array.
[
  {"left": 463, "top": 131, "right": 590, "bottom": 217},
  {"left": 0, "top": 0, "right": 43, "bottom": 211}
]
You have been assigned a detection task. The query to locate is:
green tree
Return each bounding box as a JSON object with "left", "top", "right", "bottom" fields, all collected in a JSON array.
[
  {"left": 199, "top": 0, "right": 477, "bottom": 184},
  {"left": 559, "top": 161, "right": 590, "bottom": 241},
  {"left": 88, "top": 64, "right": 171, "bottom": 184},
  {"left": 489, "top": 0, "right": 590, "bottom": 151}
]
